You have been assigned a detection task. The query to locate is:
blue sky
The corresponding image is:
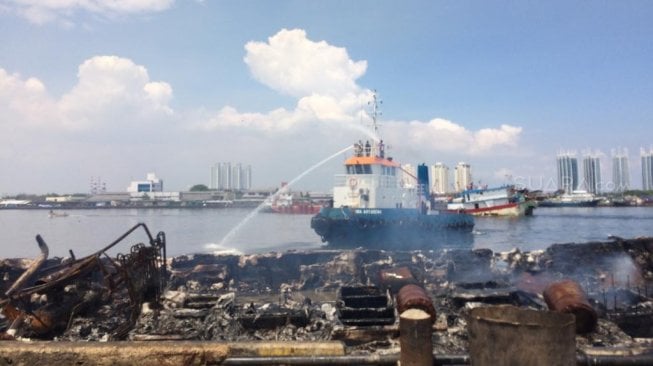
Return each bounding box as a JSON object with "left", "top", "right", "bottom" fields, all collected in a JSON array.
[{"left": 1, "top": 0, "right": 652, "bottom": 194}]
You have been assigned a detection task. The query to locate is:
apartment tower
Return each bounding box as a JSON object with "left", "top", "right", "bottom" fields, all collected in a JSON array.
[
  {"left": 430, "top": 163, "right": 450, "bottom": 195},
  {"left": 582, "top": 151, "right": 602, "bottom": 194},
  {"left": 612, "top": 148, "right": 630, "bottom": 193},
  {"left": 556, "top": 151, "right": 579, "bottom": 193},
  {"left": 642, "top": 148, "right": 653, "bottom": 191},
  {"left": 454, "top": 162, "right": 472, "bottom": 192}
]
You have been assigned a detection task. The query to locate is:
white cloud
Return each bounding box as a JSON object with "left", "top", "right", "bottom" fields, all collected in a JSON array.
[
  {"left": 1, "top": 56, "right": 173, "bottom": 134},
  {"left": 244, "top": 29, "right": 367, "bottom": 98},
  {"left": 0, "top": 68, "right": 58, "bottom": 127},
  {"left": 473, "top": 124, "right": 522, "bottom": 152},
  {"left": 6, "top": 0, "right": 174, "bottom": 25},
  {"left": 0, "top": 56, "right": 178, "bottom": 193},
  {"left": 199, "top": 106, "right": 297, "bottom": 132},
  {"left": 204, "top": 29, "right": 522, "bottom": 157},
  {"left": 59, "top": 55, "right": 173, "bottom": 129},
  {"left": 203, "top": 29, "right": 372, "bottom": 134},
  {"left": 0, "top": 28, "right": 523, "bottom": 193},
  {"left": 382, "top": 118, "right": 521, "bottom": 155}
]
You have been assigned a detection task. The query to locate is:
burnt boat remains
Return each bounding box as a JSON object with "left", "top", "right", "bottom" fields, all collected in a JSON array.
[{"left": 1, "top": 227, "right": 653, "bottom": 364}]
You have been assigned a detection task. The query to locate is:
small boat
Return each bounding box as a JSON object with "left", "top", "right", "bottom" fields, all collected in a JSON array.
[
  {"left": 447, "top": 185, "right": 537, "bottom": 216},
  {"left": 48, "top": 210, "right": 69, "bottom": 218},
  {"left": 539, "top": 191, "right": 602, "bottom": 207},
  {"left": 310, "top": 93, "right": 474, "bottom": 249}
]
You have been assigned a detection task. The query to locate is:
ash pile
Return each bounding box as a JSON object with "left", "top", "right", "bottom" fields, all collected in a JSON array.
[{"left": 2, "top": 226, "right": 653, "bottom": 358}]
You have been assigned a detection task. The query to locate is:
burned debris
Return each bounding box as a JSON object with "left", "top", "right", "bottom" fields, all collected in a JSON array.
[
  {"left": 1, "top": 229, "right": 653, "bottom": 364},
  {"left": 0, "top": 223, "right": 166, "bottom": 341}
]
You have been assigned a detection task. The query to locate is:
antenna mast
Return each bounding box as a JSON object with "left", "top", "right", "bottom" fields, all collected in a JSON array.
[{"left": 368, "top": 90, "right": 382, "bottom": 136}]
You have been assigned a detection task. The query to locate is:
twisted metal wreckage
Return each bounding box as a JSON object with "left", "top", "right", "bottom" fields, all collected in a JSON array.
[{"left": 0, "top": 223, "right": 166, "bottom": 340}]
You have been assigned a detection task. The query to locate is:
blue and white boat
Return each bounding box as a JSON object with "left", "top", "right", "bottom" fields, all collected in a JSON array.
[
  {"left": 310, "top": 95, "right": 474, "bottom": 249},
  {"left": 539, "top": 191, "right": 602, "bottom": 207},
  {"left": 447, "top": 185, "right": 537, "bottom": 216}
]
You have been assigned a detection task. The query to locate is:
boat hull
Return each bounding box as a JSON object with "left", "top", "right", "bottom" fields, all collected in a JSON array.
[
  {"left": 311, "top": 207, "right": 474, "bottom": 249},
  {"left": 450, "top": 201, "right": 536, "bottom": 217},
  {"left": 539, "top": 200, "right": 601, "bottom": 208},
  {"left": 269, "top": 203, "right": 323, "bottom": 215}
]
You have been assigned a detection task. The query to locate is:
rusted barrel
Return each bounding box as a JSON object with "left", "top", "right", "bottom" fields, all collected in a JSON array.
[
  {"left": 468, "top": 305, "right": 575, "bottom": 366},
  {"left": 543, "top": 279, "right": 597, "bottom": 334},
  {"left": 396, "top": 284, "right": 436, "bottom": 323}
]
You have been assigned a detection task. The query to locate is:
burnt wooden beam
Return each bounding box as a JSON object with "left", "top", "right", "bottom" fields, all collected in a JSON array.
[{"left": 4, "top": 235, "right": 49, "bottom": 297}]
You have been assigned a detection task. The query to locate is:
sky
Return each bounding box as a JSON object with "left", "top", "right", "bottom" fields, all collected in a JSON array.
[{"left": 1, "top": 0, "right": 652, "bottom": 194}]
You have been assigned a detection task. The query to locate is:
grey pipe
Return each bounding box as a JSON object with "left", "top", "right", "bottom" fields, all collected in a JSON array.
[
  {"left": 222, "top": 353, "right": 653, "bottom": 365},
  {"left": 222, "top": 354, "right": 471, "bottom": 365}
]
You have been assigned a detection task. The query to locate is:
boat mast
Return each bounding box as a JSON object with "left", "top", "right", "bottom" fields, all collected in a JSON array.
[{"left": 369, "top": 90, "right": 381, "bottom": 137}]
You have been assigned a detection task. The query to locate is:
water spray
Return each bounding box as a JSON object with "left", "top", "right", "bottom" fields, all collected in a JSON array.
[{"left": 216, "top": 145, "right": 354, "bottom": 250}]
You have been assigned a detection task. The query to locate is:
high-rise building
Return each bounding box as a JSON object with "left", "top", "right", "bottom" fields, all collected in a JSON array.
[
  {"left": 582, "top": 152, "right": 602, "bottom": 194},
  {"left": 210, "top": 162, "right": 231, "bottom": 190},
  {"left": 612, "top": 148, "right": 630, "bottom": 192},
  {"left": 430, "top": 163, "right": 449, "bottom": 195},
  {"left": 231, "top": 164, "right": 242, "bottom": 190},
  {"left": 210, "top": 164, "right": 218, "bottom": 189},
  {"left": 642, "top": 148, "right": 653, "bottom": 191},
  {"left": 556, "top": 152, "right": 578, "bottom": 193},
  {"left": 454, "top": 162, "right": 472, "bottom": 192},
  {"left": 242, "top": 165, "right": 252, "bottom": 190},
  {"left": 210, "top": 162, "right": 252, "bottom": 190}
]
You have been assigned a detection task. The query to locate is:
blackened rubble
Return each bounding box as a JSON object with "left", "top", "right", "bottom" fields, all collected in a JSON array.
[
  {"left": 0, "top": 223, "right": 166, "bottom": 341},
  {"left": 1, "top": 228, "right": 653, "bottom": 358}
]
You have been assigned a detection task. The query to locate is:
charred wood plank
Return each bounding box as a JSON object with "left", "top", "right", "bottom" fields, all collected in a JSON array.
[{"left": 4, "top": 235, "right": 49, "bottom": 297}]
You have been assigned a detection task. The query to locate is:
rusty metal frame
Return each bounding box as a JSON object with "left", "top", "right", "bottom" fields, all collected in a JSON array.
[{"left": 0, "top": 223, "right": 166, "bottom": 340}]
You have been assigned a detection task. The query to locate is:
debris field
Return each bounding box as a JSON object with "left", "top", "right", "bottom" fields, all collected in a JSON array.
[{"left": 1, "top": 224, "right": 652, "bottom": 361}]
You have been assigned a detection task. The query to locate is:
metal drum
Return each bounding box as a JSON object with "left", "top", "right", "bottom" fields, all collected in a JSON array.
[
  {"left": 543, "top": 279, "right": 598, "bottom": 334},
  {"left": 468, "top": 305, "right": 576, "bottom": 366}
]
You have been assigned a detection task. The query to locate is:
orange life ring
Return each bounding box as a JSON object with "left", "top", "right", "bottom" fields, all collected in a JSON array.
[{"left": 349, "top": 178, "right": 358, "bottom": 188}]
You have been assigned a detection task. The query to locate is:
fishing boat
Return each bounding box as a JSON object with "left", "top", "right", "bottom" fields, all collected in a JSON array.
[
  {"left": 447, "top": 185, "right": 536, "bottom": 216},
  {"left": 48, "top": 210, "right": 69, "bottom": 218},
  {"left": 539, "top": 191, "right": 602, "bottom": 207},
  {"left": 310, "top": 94, "right": 474, "bottom": 249}
]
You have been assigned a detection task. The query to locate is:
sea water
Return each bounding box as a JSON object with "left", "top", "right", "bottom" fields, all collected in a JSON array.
[{"left": 0, "top": 206, "right": 652, "bottom": 259}]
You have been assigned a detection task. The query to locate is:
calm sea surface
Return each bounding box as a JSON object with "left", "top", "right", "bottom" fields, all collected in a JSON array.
[{"left": 1, "top": 206, "right": 652, "bottom": 259}]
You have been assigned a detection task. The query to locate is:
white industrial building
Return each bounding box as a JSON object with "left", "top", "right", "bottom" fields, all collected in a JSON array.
[{"left": 127, "top": 173, "right": 163, "bottom": 193}]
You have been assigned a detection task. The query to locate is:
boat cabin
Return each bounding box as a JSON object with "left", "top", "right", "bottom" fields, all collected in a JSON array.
[{"left": 332, "top": 140, "right": 420, "bottom": 209}]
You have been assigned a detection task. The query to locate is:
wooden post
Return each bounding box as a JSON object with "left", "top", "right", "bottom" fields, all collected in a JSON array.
[{"left": 400, "top": 308, "right": 433, "bottom": 366}]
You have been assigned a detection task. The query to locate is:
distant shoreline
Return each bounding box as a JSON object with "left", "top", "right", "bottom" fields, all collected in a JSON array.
[
  {"left": 2, "top": 202, "right": 652, "bottom": 210},
  {"left": 0, "top": 201, "right": 267, "bottom": 210}
]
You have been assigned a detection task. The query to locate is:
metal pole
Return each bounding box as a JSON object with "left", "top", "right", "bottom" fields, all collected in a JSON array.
[
  {"left": 576, "top": 353, "right": 653, "bottom": 365},
  {"left": 223, "top": 354, "right": 472, "bottom": 365}
]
